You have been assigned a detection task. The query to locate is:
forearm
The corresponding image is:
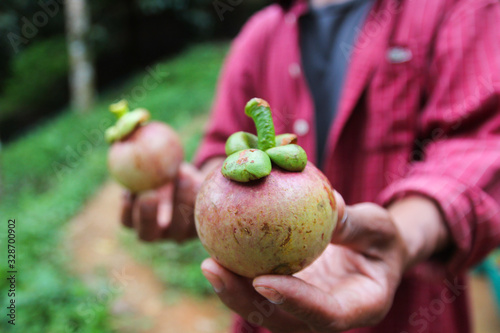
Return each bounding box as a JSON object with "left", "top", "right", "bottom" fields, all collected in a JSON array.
[
  {"left": 199, "top": 157, "right": 225, "bottom": 178},
  {"left": 387, "top": 195, "right": 451, "bottom": 270}
]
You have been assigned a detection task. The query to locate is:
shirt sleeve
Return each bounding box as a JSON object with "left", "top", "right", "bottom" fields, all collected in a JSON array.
[
  {"left": 193, "top": 9, "right": 273, "bottom": 168},
  {"left": 378, "top": 0, "right": 500, "bottom": 273}
]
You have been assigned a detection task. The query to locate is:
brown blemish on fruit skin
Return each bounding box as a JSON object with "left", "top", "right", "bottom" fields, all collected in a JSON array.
[
  {"left": 236, "top": 150, "right": 250, "bottom": 165},
  {"left": 280, "top": 227, "right": 292, "bottom": 248},
  {"left": 276, "top": 134, "right": 297, "bottom": 146},
  {"left": 232, "top": 228, "right": 240, "bottom": 245},
  {"left": 271, "top": 263, "right": 293, "bottom": 275},
  {"left": 323, "top": 183, "right": 336, "bottom": 212},
  {"left": 237, "top": 157, "right": 248, "bottom": 165}
]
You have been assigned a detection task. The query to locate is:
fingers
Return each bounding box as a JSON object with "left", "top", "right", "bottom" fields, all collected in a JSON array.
[
  {"left": 155, "top": 183, "right": 175, "bottom": 228},
  {"left": 121, "top": 191, "right": 135, "bottom": 228},
  {"left": 132, "top": 190, "right": 164, "bottom": 241},
  {"left": 253, "top": 274, "right": 390, "bottom": 332},
  {"left": 120, "top": 162, "right": 203, "bottom": 242},
  {"left": 201, "top": 259, "right": 309, "bottom": 333},
  {"left": 330, "top": 203, "right": 407, "bottom": 290},
  {"left": 201, "top": 259, "right": 259, "bottom": 312},
  {"left": 333, "top": 190, "right": 346, "bottom": 225},
  {"left": 201, "top": 258, "right": 389, "bottom": 333},
  {"left": 132, "top": 182, "right": 181, "bottom": 242},
  {"left": 253, "top": 275, "right": 345, "bottom": 331},
  {"left": 331, "top": 203, "right": 399, "bottom": 258}
]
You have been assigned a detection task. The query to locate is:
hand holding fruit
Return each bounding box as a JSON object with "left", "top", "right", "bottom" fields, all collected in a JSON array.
[
  {"left": 106, "top": 100, "right": 202, "bottom": 241},
  {"left": 111, "top": 97, "right": 450, "bottom": 332},
  {"left": 201, "top": 202, "right": 409, "bottom": 333},
  {"left": 195, "top": 98, "right": 338, "bottom": 278},
  {"left": 120, "top": 162, "right": 206, "bottom": 242}
]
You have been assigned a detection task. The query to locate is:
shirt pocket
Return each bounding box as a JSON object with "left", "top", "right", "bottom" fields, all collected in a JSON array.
[{"left": 363, "top": 42, "right": 424, "bottom": 153}]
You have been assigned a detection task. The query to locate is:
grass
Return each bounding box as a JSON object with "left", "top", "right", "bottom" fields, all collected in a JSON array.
[{"left": 0, "top": 42, "right": 229, "bottom": 332}]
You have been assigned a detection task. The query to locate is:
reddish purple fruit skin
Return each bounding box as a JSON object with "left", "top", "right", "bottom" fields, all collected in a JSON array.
[
  {"left": 108, "top": 122, "right": 183, "bottom": 192},
  {"left": 195, "top": 163, "right": 337, "bottom": 278}
]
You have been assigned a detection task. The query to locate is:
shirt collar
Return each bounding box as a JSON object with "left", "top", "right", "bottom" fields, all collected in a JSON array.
[{"left": 288, "top": 0, "right": 309, "bottom": 17}]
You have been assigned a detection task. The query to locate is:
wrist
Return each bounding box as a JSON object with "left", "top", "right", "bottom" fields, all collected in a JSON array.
[{"left": 387, "top": 195, "right": 451, "bottom": 270}]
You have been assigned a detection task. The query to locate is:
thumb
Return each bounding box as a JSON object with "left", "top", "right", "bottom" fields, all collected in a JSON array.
[
  {"left": 252, "top": 274, "right": 373, "bottom": 332},
  {"left": 331, "top": 202, "right": 397, "bottom": 257},
  {"left": 133, "top": 182, "right": 174, "bottom": 241},
  {"left": 333, "top": 190, "right": 346, "bottom": 229}
]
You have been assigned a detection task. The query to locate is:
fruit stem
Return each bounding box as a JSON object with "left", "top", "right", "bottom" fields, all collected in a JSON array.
[
  {"left": 245, "top": 98, "right": 276, "bottom": 151},
  {"left": 110, "top": 100, "right": 129, "bottom": 119},
  {"left": 105, "top": 101, "right": 150, "bottom": 144}
]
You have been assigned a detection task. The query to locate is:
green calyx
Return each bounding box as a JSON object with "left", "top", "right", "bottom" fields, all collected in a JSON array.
[
  {"left": 105, "top": 100, "right": 151, "bottom": 144},
  {"left": 221, "top": 98, "right": 308, "bottom": 182},
  {"left": 222, "top": 149, "right": 272, "bottom": 182},
  {"left": 266, "top": 144, "right": 307, "bottom": 172},
  {"left": 225, "top": 132, "right": 258, "bottom": 156}
]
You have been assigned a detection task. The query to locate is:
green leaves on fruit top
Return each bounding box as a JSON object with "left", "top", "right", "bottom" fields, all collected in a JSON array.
[
  {"left": 222, "top": 149, "right": 272, "bottom": 182},
  {"left": 266, "top": 144, "right": 307, "bottom": 172},
  {"left": 222, "top": 98, "right": 308, "bottom": 182},
  {"left": 225, "top": 132, "right": 258, "bottom": 156},
  {"left": 105, "top": 100, "right": 151, "bottom": 143}
]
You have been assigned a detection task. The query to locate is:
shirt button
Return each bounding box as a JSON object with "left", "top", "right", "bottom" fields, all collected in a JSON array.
[
  {"left": 285, "top": 13, "right": 297, "bottom": 25},
  {"left": 294, "top": 119, "right": 309, "bottom": 136},
  {"left": 386, "top": 47, "right": 412, "bottom": 64},
  {"left": 289, "top": 63, "right": 301, "bottom": 78}
]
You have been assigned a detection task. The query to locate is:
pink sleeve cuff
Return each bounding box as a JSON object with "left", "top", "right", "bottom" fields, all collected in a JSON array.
[{"left": 378, "top": 175, "right": 500, "bottom": 273}]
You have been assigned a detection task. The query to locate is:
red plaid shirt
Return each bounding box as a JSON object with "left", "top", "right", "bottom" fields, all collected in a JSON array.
[{"left": 195, "top": 0, "right": 500, "bottom": 332}]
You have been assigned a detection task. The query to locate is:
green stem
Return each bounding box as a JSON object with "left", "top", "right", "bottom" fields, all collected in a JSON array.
[
  {"left": 110, "top": 100, "right": 129, "bottom": 119},
  {"left": 105, "top": 101, "right": 150, "bottom": 144},
  {"left": 244, "top": 98, "right": 276, "bottom": 151}
]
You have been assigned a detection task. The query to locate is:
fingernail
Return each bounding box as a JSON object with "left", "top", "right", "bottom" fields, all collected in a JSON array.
[
  {"left": 254, "top": 286, "right": 284, "bottom": 304},
  {"left": 202, "top": 270, "right": 225, "bottom": 293}
]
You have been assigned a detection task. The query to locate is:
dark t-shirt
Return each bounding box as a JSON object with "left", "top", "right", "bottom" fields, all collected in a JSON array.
[{"left": 299, "top": 0, "right": 373, "bottom": 167}]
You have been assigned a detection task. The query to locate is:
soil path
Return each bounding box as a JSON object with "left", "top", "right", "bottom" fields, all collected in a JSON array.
[{"left": 66, "top": 181, "right": 232, "bottom": 333}]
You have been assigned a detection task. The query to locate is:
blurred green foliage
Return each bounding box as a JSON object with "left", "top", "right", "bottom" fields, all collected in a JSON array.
[
  {"left": 0, "top": 42, "right": 228, "bottom": 331},
  {"left": 0, "top": 0, "right": 267, "bottom": 138},
  {"left": 1, "top": 36, "right": 69, "bottom": 121},
  {"left": 121, "top": 234, "right": 214, "bottom": 295}
]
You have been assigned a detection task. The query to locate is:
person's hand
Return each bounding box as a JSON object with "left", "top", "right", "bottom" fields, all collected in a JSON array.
[
  {"left": 200, "top": 197, "right": 411, "bottom": 332},
  {"left": 121, "top": 159, "right": 223, "bottom": 242}
]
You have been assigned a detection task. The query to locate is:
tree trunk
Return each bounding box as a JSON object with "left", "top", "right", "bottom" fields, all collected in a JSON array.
[{"left": 65, "top": 0, "right": 95, "bottom": 113}]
